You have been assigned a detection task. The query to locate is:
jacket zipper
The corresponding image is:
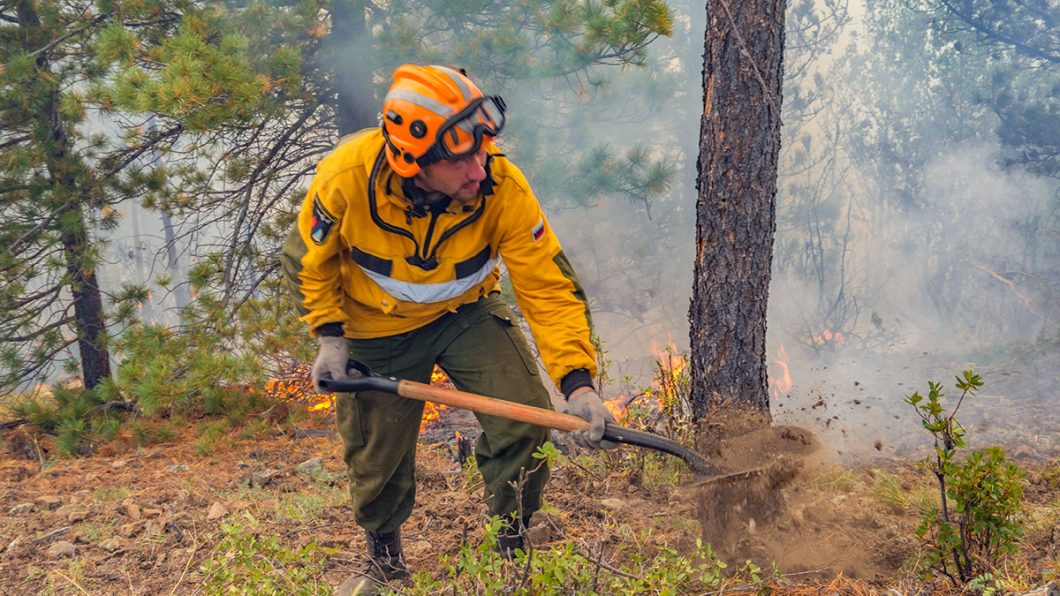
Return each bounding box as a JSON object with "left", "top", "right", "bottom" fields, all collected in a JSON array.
[{"left": 420, "top": 211, "right": 440, "bottom": 261}]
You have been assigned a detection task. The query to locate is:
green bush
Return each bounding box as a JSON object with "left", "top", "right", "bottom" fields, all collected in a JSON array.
[
  {"left": 113, "top": 322, "right": 264, "bottom": 417},
  {"left": 199, "top": 513, "right": 333, "bottom": 595},
  {"left": 406, "top": 516, "right": 733, "bottom": 595},
  {"left": 10, "top": 383, "right": 116, "bottom": 456},
  {"left": 906, "top": 371, "right": 1025, "bottom": 586}
]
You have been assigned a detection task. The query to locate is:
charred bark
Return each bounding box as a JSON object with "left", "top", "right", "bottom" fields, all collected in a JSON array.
[{"left": 689, "top": 0, "right": 786, "bottom": 418}]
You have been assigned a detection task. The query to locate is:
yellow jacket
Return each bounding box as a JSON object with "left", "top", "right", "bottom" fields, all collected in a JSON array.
[{"left": 281, "top": 128, "right": 596, "bottom": 388}]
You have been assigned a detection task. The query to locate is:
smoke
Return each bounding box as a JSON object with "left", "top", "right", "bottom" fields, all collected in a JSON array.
[
  {"left": 767, "top": 141, "right": 1058, "bottom": 463},
  {"left": 528, "top": 0, "right": 1059, "bottom": 462},
  {"left": 77, "top": 0, "right": 1056, "bottom": 461}
]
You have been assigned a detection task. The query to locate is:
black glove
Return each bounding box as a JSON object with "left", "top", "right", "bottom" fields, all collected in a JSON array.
[{"left": 560, "top": 388, "right": 618, "bottom": 450}]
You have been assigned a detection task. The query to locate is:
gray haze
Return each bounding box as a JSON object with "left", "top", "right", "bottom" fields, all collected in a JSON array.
[
  {"left": 89, "top": 0, "right": 1057, "bottom": 462},
  {"left": 537, "top": 0, "right": 1058, "bottom": 462}
]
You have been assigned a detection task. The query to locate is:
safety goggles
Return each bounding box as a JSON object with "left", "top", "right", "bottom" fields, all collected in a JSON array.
[{"left": 420, "top": 96, "right": 506, "bottom": 165}]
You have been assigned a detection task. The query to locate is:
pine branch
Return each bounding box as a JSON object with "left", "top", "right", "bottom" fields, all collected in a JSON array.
[
  {"left": 937, "top": 0, "right": 1059, "bottom": 63},
  {"left": 27, "top": 13, "right": 112, "bottom": 60}
]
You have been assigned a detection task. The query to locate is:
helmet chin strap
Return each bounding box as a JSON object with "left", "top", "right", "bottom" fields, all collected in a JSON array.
[
  {"left": 401, "top": 176, "right": 446, "bottom": 217},
  {"left": 399, "top": 154, "right": 496, "bottom": 218}
]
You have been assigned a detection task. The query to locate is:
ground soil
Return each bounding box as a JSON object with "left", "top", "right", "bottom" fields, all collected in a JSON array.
[
  {"left": 1, "top": 399, "right": 1058, "bottom": 594},
  {"left": 690, "top": 403, "right": 918, "bottom": 583}
]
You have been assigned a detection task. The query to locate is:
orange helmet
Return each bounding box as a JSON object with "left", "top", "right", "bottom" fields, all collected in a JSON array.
[{"left": 381, "top": 64, "right": 506, "bottom": 177}]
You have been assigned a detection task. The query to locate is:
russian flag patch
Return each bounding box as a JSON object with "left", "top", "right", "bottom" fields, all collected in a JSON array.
[{"left": 531, "top": 218, "right": 545, "bottom": 242}]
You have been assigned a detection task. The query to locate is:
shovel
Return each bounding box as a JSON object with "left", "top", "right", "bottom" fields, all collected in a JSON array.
[{"left": 318, "top": 361, "right": 720, "bottom": 476}]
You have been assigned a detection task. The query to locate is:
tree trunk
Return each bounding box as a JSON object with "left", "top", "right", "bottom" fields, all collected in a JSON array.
[
  {"left": 328, "top": 0, "right": 378, "bottom": 136},
  {"left": 26, "top": 0, "right": 113, "bottom": 389},
  {"left": 61, "top": 213, "right": 112, "bottom": 389},
  {"left": 689, "top": 0, "right": 786, "bottom": 419}
]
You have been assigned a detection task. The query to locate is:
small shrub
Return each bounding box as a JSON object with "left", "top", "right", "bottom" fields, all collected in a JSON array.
[
  {"left": 11, "top": 384, "right": 109, "bottom": 455},
  {"left": 90, "top": 414, "right": 123, "bottom": 440},
  {"left": 127, "top": 419, "right": 178, "bottom": 448},
  {"left": 581, "top": 343, "right": 699, "bottom": 489},
  {"left": 199, "top": 513, "right": 333, "bottom": 595},
  {"left": 906, "top": 371, "right": 1025, "bottom": 586},
  {"left": 196, "top": 420, "right": 229, "bottom": 456},
  {"left": 1037, "top": 462, "right": 1060, "bottom": 490},
  {"left": 406, "top": 516, "right": 731, "bottom": 595}
]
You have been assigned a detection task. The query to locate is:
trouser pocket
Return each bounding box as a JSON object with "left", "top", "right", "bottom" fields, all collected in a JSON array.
[
  {"left": 486, "top": 305, "right": 539, "bottom": 377},
  {"left": 335, "top": 392, "right": 364, "bottom": 447}
]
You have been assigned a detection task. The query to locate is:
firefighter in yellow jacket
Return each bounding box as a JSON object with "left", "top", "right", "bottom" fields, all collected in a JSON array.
[{"left": 281, "top": 64, "right": 615, "bottom": 593}]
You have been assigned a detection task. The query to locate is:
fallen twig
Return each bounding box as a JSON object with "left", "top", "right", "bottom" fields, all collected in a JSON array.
[
  {"left": 0, "top": 418, "right": 28, "bottom": 430},
  {"left": 685, "top": 466, "right": 771, "bottom": 487},
  {"left": 88, "top": 400, "right": 140, "bottom": 415},
  {"left": 576, "top": 547, "right": 642, "bottom": 581},
  {"left": 698, "top": 568, "right": 831, "bottom": 595},
  {"left": 49, "top": 569, "right": 90, "bottom": 595},
  {"left": 32, "top": 526, "right": 71, "bottom": 545},
  {"left": 169, "top": 538, "right": 200, "bottom": 596}
]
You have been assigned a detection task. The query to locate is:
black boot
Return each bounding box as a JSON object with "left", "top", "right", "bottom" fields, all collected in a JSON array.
[
  {"left": 335, "top": 529, "right": 410, "bottom": 596},
  {"left": 497, "top": 515, "right": 532, "bottom": 560}
]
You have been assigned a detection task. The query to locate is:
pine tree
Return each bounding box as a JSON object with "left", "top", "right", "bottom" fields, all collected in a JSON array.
[
  {"left": 0, "top": 0, "right": 281, "bottom": 392},
  {"left": 2, "top": 0, "right": 676, "bottom": 393},
  {"left": 0, "top": 0, "right": 121, "bottom": 391},
  {"left": 689, "top": 0, "right": 787, "bottom": 416}
]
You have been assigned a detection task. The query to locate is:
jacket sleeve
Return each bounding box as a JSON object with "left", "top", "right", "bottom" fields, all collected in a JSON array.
[
  {"left": 497, "top": 172, "right": 597, "bottom": 389},
  {"left": 279, "top": 171, "right": 350, "bottom": 336}
]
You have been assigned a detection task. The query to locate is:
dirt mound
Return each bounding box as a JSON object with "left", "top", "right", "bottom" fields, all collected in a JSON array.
[{"left": 688, "top": 403, "right": 911, "bottom": 582}]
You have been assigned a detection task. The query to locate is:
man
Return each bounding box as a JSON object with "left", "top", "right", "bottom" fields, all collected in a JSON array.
[{"left": 281, "top": 64, "right": 614, "bottom": 594}]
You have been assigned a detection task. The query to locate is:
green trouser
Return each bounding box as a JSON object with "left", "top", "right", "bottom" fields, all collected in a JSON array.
[{"left": 335, "top": 294, "right": 552, "bottom": 534}]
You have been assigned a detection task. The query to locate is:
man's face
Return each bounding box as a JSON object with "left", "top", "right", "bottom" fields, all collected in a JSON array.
[{"left": 414, "top": 145, "right": 489, "bottom": 203}]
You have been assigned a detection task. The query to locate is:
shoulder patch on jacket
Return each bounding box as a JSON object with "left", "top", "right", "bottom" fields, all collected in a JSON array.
[
  {"left": 310, "top": 194, "right": 337, "bottom": 245},
  {"left": 531, "top": 218, "right": 545, "bottom": 242}
]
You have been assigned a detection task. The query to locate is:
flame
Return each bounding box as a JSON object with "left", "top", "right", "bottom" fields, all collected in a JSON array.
[
  {"left": 420, "top": 402, "right": 444, "bottom": 429},
  {"left": 421, "top": 366, "right": 451, "bottom": 431},
  {"left": 650, "top": 340, "right": 685, "bottom": 374},
  {"left": 265, "top": 364, "right": 333, "bottom": 412},
  {"left": 770, "top": 345, "right": 793, "bottom": 400},
  {"left": 603, "top": 397, "right": 629, "bottom": 424},
  {"left": 650, "top": 339, "right": 687, "bottom": 409},
  {"left": 430, "top": 366, "right": 449, "bottom": 385},
  {"left": 810, "top": 328, "right": 845, "bottom": 347},
  {"left": 265, "top": 364, "right": 452, "bottom": 427}
]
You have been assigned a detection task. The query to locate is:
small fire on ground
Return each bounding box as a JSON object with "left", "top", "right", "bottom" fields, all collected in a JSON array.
[
  {"left": 265, "top": 364, "right": 452, "bottom": 431},
  {"left": 810, "top": 328, "right": 845, "bottom": 348},
  {"left": 600, "top": 340, "right": 689, "bottom": 424},
  {"left": 771, "top": 344, "right": 793, "bottom": 401},
  {"left": 421, "top": 368, "right": 451, "bottom": 429}
]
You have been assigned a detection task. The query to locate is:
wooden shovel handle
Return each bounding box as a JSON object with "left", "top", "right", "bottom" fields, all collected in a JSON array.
[
  {"left": 317, "top": 373, "right": 589, "bottom": 432},
  {"left": 317, "top": 373, "right": 719, "bottom": 475},
  {"left": 396, "top": 380, "right": 591, "bottom": 433}
]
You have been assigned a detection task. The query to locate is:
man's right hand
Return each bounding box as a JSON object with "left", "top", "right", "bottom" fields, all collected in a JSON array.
[{"left": 312, "top": 336, "right": 352, "bottom": 391}]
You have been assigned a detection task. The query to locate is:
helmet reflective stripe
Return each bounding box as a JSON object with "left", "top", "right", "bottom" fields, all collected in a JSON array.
[
  {"left": 384, "top": 88, "right": 454, "bottom": 119},
  {"left": 356, "top": 257, "right": 499, "bottom": 304},
  {"left": 381, "top": 64, "right": 495, "bottom": 177},
  {"left": 432, "top": 65, "right": 474, "bottom": 103}
]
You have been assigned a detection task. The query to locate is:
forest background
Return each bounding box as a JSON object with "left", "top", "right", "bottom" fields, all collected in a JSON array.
[{"left": 2, "top": 0, "right": 1054, "bottom": 460}]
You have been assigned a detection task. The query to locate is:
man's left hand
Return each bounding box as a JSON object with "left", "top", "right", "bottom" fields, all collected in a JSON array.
[{"left": 560, "top": 388, "right": 618, "bottom": 450}]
